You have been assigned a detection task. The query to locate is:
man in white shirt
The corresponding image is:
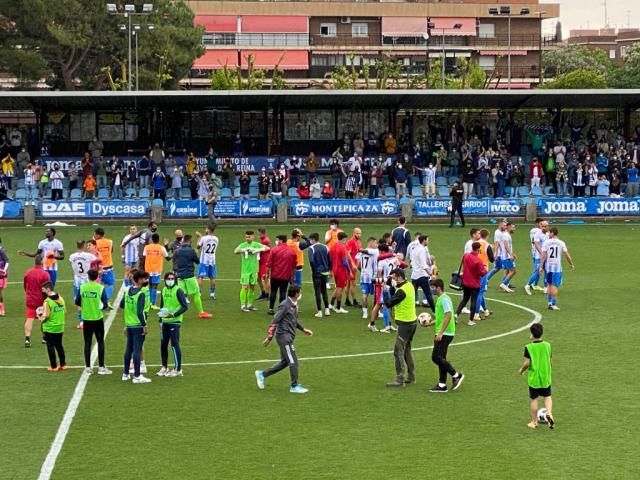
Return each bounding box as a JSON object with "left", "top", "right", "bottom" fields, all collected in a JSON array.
[
  {"left": 196, "top": 224, "right": 220, "bottom": 299},
  {"left": 409, "top": 235, "right": 435, "bottom": 312},
  {"left": 69, "top": 240, "right": 98, "bottom": 328},
  {"left": 524, "top": 218, "right": 548, "bottom": 295}
]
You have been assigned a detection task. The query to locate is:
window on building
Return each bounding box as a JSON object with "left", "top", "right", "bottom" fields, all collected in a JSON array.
[
  {"left": 352, "top": 23, "right": 368, "bottom": 38},
  {"left": 320, "top": 23, "right": 337, "bottom": 37},
  {"left": 609, "top": 49, "right": 616, "bottom": 59},
  {"left": 478, "top": 23, "right": 495, "bottom": 38},
  {"left": 478, "top": 56, "right": 496, "bottom": 69},
  {"left": 621, "top": 46, "right": 628, "bottom": 58}
]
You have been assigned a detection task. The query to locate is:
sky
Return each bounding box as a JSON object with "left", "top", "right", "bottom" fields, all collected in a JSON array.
[{"left": 541, "top": 0, "right": 639, "bottom": 38}]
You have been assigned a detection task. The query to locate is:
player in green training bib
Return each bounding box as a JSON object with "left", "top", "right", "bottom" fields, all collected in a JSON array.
[
  {"left": 234, "top": 230, "right": 269, "bottom": 312},
  {"left": 39, "top": 282, "right": 67, "bottom": 372},
  {"left": 519, "top": 323, "right": 555, "bottom": 430}
]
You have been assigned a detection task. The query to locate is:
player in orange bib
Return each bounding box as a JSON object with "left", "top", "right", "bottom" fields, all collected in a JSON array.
[
  {"left": 324, "top": 219, "right": 343, "bottom": 290},
  {"left": 143, "top": 233, "right": 171, "bottom": 307},
  {"left": 94, "top": 228, "right": 115, "bottom": 305}
]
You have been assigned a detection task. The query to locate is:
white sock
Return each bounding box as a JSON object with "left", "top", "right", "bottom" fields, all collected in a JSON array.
[{"left": 438, "top": 383, "right": 446, "bottom": 388}]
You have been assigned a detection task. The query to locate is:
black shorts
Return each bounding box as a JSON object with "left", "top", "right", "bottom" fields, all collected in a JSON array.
[{"left": 529, "top": 386, "right": 552, "bottom": 399}]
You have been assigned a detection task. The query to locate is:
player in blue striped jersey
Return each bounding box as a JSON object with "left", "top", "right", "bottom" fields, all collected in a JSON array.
[
  {"left": 539, "top": 227, "right": 574, "bottom": 311},
  {"left": 120, "top": 225, "right": 140, "bottom": 287},
  {"left": 196, "top": 224, "right": 219, "bottom": 299},
  {"left": 525, "top": 218, "right": 549, "bottom": 295}
]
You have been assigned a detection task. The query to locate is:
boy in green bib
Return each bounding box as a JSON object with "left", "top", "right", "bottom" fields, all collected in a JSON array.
[
  {"left": 120, "top": 270, "right": 151, "bottom": 384},
  {"left": 39, "top": 282, "right": 66, "bottom": 372},
  {"left": 519, "top": 323, "right": 554, "bottom": 429},
  {"left": 157, "top": 272, "right": 189, "bottom": 378}
]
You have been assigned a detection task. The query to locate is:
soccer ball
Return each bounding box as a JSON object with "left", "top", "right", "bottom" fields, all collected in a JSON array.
[
  {"left": 36, "top": 306, "right": 44, "bottom": 319},
  {"left": 418, "top": 312, "right": 432, "bottom": 326},
  {"left": 537, "top": 408, "right": 548, "bottom": 424}
]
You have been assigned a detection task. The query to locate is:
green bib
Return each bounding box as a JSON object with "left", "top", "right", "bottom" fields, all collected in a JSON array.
[
  {"left": 141, "top": 286, "right": 151, "bottom": 314},
  {"left": 161, "top": 287, "right": 184, "bottom": 323},
  {"left": 526, "top": 341, "right": 552, "bottom": 388},
  {"left": 80, "top": 282, "right": 104, "bottom": 321},
  {"left": 124, "top": 289, "right": 145, "bottom": 327},
  {"left": 394, "top": 282, "right": 416, "bottom": 322},
  {"left": 43, "top": 297, "right": 65, "bottom": 333},
  {"left": 435, "top": 293, "right": 456, "bottom": 336}
]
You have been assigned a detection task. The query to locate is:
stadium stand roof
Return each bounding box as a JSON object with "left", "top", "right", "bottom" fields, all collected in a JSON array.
[{"left": 1, "top": 90, "right": 640, "bottom": 111}]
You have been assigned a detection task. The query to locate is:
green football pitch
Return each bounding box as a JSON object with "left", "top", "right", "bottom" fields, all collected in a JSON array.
[{"left": 0, "top": 220, "right": 638, "bottom": 480}]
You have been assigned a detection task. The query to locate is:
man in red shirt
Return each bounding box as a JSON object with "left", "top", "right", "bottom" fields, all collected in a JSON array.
[
  {"left": 329, "top": 232, "right": 352, "bottom": 314},
  {"left": 23, "top": 255, "right": 51, "bottom": 348},
  {"left": 345, "top": 228, "right": 362, "bottom": 308},
  {"left": 267, "top": 235, "right": 297, "bottom": 315},
  {"left": 258, "top": 227, "right": 271, "bottom": 300},
  {"left": 455, "top": 242, "right": 487, "bottom": 326}
]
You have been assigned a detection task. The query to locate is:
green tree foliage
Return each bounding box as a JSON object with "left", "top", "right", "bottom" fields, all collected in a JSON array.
[
  {"left": 209, "top": 55, "right": 265, "bottom": 90},
  {"left": 542, "top": 45, "right": 614, "bottom": 78},
  {"left": 608, "top": 42, "right": 640, "bottom": 89},
  {"left": 541, "top": 69, "right": 608, "bottom": 89},
  {"left": 0, "top": 0, "right": 203, "bottom": 90}
]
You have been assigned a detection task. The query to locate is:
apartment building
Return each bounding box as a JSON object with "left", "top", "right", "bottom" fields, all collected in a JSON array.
[
  {"left": 187, "top": 0, "right": 559, "bottom": 89},
  {"left": 568, "top": 28, "right": 640, "bottom": 64}
]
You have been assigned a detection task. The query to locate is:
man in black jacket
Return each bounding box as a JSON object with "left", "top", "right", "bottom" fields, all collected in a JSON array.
[
  {"left": 449, "top": 181, "right": 465, "bottom": 228},
  {"left": 255, "top": 286, "right": 313, "bottom": 394}
]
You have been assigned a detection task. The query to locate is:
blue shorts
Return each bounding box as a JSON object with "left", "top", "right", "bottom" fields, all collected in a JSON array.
[
  {"left": 293, "top": 269, "right": 303, "bottom": 287},
  {"left": 360, "top": 282, "right": 374, "bottom": 296},
  {"left": 546, "top": 272, "right": 562, "bottom": 287},
  {"left": 494, "top": 258, "right": 503, "bottom": 270},
  {"left": 101, "top": 268, "right": 115, "bottom": 286},
  {"left": 124, "top": 261, "right": 137, "bottom": 268},
  {"left": 532, "top": 258, "right": 541, "bottom": 270},
  {"left": 149, "top": 274, "right": 161, "bottom": 285},
  {"left": 197, "top": 264, "right": 217, "bottom": 279},
  {"left": 46, "top": 270, "right": 57, "bottom": 286},
  {"left": 73, "top": 286, "right": 80, "bottom": 301},
  {"left": 501, "top": 259, "right": 515, "bottom": 270}
]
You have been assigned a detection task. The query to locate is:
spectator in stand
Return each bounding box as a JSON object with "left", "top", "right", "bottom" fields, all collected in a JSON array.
[
  {"left": 88, "top": 136, "right": 104, "bottom": 159},
  {"left": 81, "top": 152, "right": 94, "bottom": 179},
  {"left": 49, "top": 163, "right": 64, "bottom": 201},
  {"left": 369, "top": 163, "right": 382, "bottom": 199},
  {"left": 353, "top": 134, "right": 364, "bottom": 157},
  {"left": 310, "top": 178, "right": 321, "bottom": 199},
  {"left": 95, "top": 156, "right": 108, "bottom": 190},
  {"left": 150, "top": 143, "right": 165, "bottom": 172},
  {"left": 24, "top": 163, "right": 36, "bottom": 203},
  {"left": 384, "top": 132, "right": 397, "bottom": 155},
  {"left": 111, "top": 167, "right": 124, "bottom": 200},
  {"left": 278, "top": 164, "right": 290, "bottom": 193},
  {"left": 424, "top": 162, "right": 436, "bottom": 198},
  {"left": 126, "top": 161, "right": 138, "bottom": 195},
  {"left": 238, "top": 170, "right": 251, "bottom": 199},
  {"left": 206, "top": 181, "right": 219, "bottom": 223},
  {"left": 9, "top": 127, "right": 21, "bottom": 158},
  {"left": 186, "top": 152, "right": 197, "bottom": 178},
  {"left": 83, "top": 173, "right": 97, "bottom": 199},
  {"left": 205, "top": 147, "right": 217, "bottom": 176},
  {"left": 188, "top": 171, "right": 199, "bottom": 200},
  {"left": 596, "top": 151, "right": 609, "bottom": 176},
  {"left": 38, "top": 165, "right": 48, "bottom": 199},
  {"left": 109, "top": 155, "right": 124, "bottom": 178},
  {"left": 544, "top": 153, "right": 557, "bottom": 194},
  {"left": 271, "top": 170, "right": 284, "bottom": 208},
  {"left": 556, "top": 157, "right": 569, "bottom": 197},
  {"left": 461, "top": 157, "right": 475, "bottom": 199},
  {"left": 164, "top": 153, "right": 176, "bottom": 172},
  {"left": 476, "top": 164, "right": 489, "bottom": 198},
  {"left": 169, "top": 166, "right": 182, "bottom": 199},
  {"left": 491, "top": 161, "right": 504, "bottom": 198},
  {"left": 0, "top": 171, "right": 8, "bottom": 201},
  {"left": 67, "top": 163, "right": 80, "bottom": 197},
  {"left": 529, "top": 157, "right": 543, "bottom": 190},
  {"left": 296, "top": 180, "right": 310, "bottom": 199},
  {"left": 304, "top": 152, "right": 318, "bottom": 184},
  {"left": 257, "top": 168, "right": 270, "bottom": 199},
  {"left": 596, "top": 175, "right": 610, "bottom": 197},
  {"left": 587, "top": 161, "right": 598, "bottom": 197},
  {"left": 1, "top": 153, "right": 15, "bottom": 193},
  {"left": 572, "top": 163, "right": 586, "bottom": 197},
  {"left": 138, "top": 156, "right": 151, "bottom": 190},
  {"left": 364, "top": 132, "right": 379, "bottom": 157},
  {"left": 16, "top": 147, "right": 30, "bottom": 175},
  {"left": 152, "top": 167, "right": 166, "bottom": 201},
  {"left": 344, "top": 171, "right": 357, "bottom": 199},
  {"left": 330, "top": 158, "right": 342, "bottom": 198},
  {"left": 393, "top": 159, "right": 408, "bottom": 199},
  {"left": 289, "top": 158, "right": 300, "bottom": 189},
  {"left": 321, "top": 181, "right": 333, "bottom": 199},
  {"left": 610, "top": 171, "right": 621, "bottom": 197},
  {"left": 626, "top": 161, "right": 638, "bottom": 197},
  {"left": 222, "top": 158, "right": 234, "bottom": 189},
  {"left": 448, "top": 146, "right": 460, "bottom": 181}
]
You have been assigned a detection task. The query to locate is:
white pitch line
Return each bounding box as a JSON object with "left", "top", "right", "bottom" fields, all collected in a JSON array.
[
  {"left": 4, "top": 295, "right": 541, "bottom": 371},
  {"left": 37, "top": 284, "right": 126, "bottom": 480}
]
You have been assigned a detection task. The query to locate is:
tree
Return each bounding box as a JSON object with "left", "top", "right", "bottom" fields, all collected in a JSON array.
[
  {"left": 542, "top": 45, "right": 614, "bottom": 78},
  {"left": 541, "top": 69, "right": 608, "bottom": 89},
  {"left": 608, "top": 42, "right": 640, "bottom": 89},
  {"left": 0, "top": 0, "right": 203, "bottom": 90}
]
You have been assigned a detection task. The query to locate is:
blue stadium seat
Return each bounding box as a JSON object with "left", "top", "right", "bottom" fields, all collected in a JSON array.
[
  {"left": 436, "top": 176, "right": 448, "bottom": 186},
  {"left": 180, "top": 188, "right": 190, "bottom": 198},
  {"left": 220, "top": 187, "right": 232, "bottom": 198},
  {"left": 250, "top": 176, "right": 258, "bottom": 186},
  {"left": 70, "top": 189, "right": 82, "bottom": 199},
  {"left": 152, "top": 198, "right": 164, "bottom": 207},
  {"left": 517, "top": 186, "right": 530, "bottom": 196},
  {"left": 411, "top": 186, "right": 423, "bottom": 197},
  {"left": 16, "top": 179, "right": 25, "bottom": 189},
  {"left": 504, "top": 186, "right": 512, "bottom": 197},
  {"left": 126, "top": 188, "right": 137, "bottom": 198},
  {"left": 544, "top": 186, "right": 554, "bottom": 196},
  {"left": 399, "top": 197, "right": 411, "bottom": 205},
  {"left": 531, "top": 186, "right": 543, "bottom": 197},
  {"left": 98, "top": 188, "right": 109, "bottom": 199},
  {"left": 521, "top": 197, "right": 532, "bottom": 204},
  {"left": 14, "top": 188, "right": 26, "bottom": 200},
  {"left": 288, "top": 187, "right": 298, "bottom": 197},
  {"left": 384, "top": 187, "right": 395, "bottom": 198},
  {"left": 438, "top": 186, "right": 450, "bottom": 197},
  {"left": 249, "top": 186, "right": 258, "bottom": 197},
  {"left": 449, "top": 176, "right": 459, "bottom": 184},
  {"left": 139, "top": 188, "right": 150, "bottom": 198}
]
